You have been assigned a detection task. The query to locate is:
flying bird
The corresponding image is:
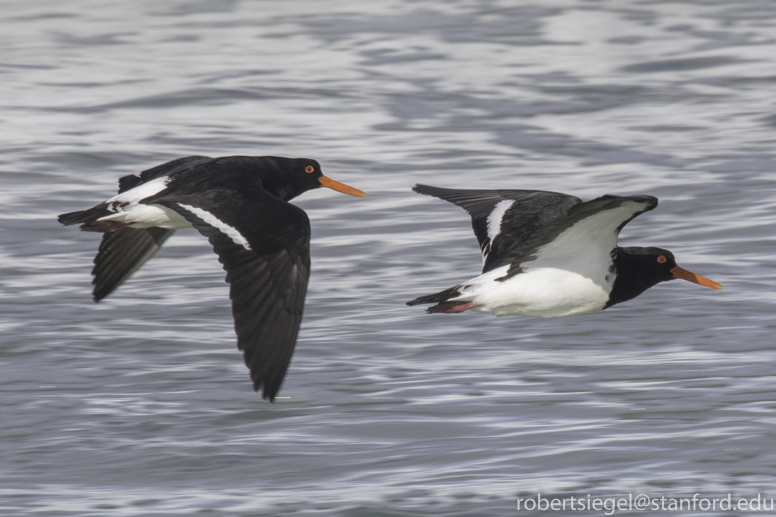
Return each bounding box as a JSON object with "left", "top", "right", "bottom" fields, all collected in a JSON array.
[
  {"left": 407, "top": 184, "right": 721, "bottom": 317},
  {"left": 59, "top": 155, "right": 366, "bottom": 400}
]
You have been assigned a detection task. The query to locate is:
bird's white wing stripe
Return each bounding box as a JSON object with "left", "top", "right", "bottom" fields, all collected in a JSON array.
[
  {"left": 485, "top": 199, "right": 514, "bottom": 256},
  {"left": 177, "top": 203, "right": 252, "bottom": 251},
  {"left": 107, "top": 176, "right": 170, "bottom": 205}
]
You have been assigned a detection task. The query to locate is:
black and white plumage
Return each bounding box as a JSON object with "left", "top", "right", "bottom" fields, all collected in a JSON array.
[
  {"left": 407, "top": 184, "right": 721, "bottom": 317},
  {"left": 59, "top": 155, "right": 366, "bottom": 401}
]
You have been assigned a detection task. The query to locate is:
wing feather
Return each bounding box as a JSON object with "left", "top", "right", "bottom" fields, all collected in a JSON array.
[
  {"left": 413, "top": 184, "right": 581, "bottom": 272},
  {"left": 91, "top": 227, "right": 175, "bottom": 301},
  {"left": 157, "top": 191, "right": 311, "bottom": 401},
  {"left": 503, "top": 195, "right": 658, "bottom": 280}
]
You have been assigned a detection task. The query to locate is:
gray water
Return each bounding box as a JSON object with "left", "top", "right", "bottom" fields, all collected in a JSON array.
[{"left": 2, "top": 1, "right": 776, "bottom": 515}]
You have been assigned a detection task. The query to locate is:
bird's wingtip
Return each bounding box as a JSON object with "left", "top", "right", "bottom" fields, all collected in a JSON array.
[{"left": 255, "top": 381, "right": 277, "bottom": 402}]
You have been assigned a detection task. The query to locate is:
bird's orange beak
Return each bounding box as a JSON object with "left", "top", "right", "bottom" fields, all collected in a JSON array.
[
  {"left": 318, "top": 176, "right": 366, "bottom": 198},
  {"left": 671, "top": 266, "right": 722, "bottom": 289}
]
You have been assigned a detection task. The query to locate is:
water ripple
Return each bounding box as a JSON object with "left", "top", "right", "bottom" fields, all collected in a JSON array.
[{"left": 3, "top": 0, "right": 776, "bottom": 515}]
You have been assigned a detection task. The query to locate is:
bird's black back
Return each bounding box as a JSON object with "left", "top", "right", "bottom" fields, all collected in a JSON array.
[{"left": 118, "top": 156, "right": 212, "bottom": 193}]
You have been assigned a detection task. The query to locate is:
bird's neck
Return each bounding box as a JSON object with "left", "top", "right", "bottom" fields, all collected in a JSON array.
[{"left": 260, "top": 175, "right": 301, "bottom": 202}]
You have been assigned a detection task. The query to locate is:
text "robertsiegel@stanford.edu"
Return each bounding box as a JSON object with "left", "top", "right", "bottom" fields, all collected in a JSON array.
[{"left": 516, "top": 493, "right": 775, "bottom": 514}]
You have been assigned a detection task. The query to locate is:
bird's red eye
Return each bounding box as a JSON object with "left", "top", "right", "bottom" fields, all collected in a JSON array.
[
  {"left": 305, "top": 165, "right": 314, "bottom": 173},
  {"left": 657, "top": 255, "right": 667, "bottom": 264}
]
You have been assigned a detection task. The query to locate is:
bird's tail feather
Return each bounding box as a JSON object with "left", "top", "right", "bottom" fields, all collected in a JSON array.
[
  {"left": 58, "top": 203, "right": 113, "bottom": 226},
  {"left": 406, "top": 285, "right": 464, "bottom": 306},
  {"left": 58, "top": 204, "right": 126, "bottom": 232}
]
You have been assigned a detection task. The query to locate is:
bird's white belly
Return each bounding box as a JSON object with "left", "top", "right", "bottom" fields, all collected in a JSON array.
[
  {"left": 94, "top": 175, "right": 193, "bottom": 230},
  {"left": 464, "top": 267, "right": 611, "bottom": 318},
  {"left": 99, "top": 203, "right": 193, "bottom": 229}
]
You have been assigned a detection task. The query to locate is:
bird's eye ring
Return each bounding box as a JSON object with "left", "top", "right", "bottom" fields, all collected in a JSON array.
[
  {"left": 657, "top": 255, "right": 667, "bottom": 264},
  {"left": 305, "top": 165, "right": 314, "bottom": 173}
]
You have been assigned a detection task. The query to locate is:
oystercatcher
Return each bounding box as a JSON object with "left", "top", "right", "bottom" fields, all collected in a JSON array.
[
  {"left": 58, "top": 155, "right": 366, "bottom": 400},
  {"left": 407, "top": 184, "right": 721, "bottom": 317}
]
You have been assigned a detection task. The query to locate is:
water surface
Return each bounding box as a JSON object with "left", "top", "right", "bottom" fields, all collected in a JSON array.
[{"left": 2, "top": 1, "right": 776, "bottom": 515}]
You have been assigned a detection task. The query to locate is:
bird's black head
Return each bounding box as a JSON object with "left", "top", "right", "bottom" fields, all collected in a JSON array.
[
  {"left": 627, "top": 246, "right": 678, "bottom": 282},
  {"left": 262, "top": 157, "right": 366, "bottom": 201},
  {"left": 606, "top": 246, "right": 721, "bottom": 308}
]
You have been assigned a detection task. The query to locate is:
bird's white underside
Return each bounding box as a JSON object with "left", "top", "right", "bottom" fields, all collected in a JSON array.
[
  {"left": 458, "top": 265, "right": 610, "bottom": 317},
  {"left": 95, "top": 176, "right": 251, "bottom": 250},
  {"left": 453, "top": 199, "right": 650, "bottom": 317},
  {"left": 98, "top": 177, "right": 192, "bottom": 230},
  {"left": 100, "top": 203, "right": 192, "bottom": 229}
]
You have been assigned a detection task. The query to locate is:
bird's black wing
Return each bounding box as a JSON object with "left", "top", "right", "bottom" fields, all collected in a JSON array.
[
  {"left": 87, "top": 157, "right": 214, "bottom": 299},
  {"left": 91, "top": 227, "right": 175, "bottom": 301},
  {"left": 502, "top": 195, "right": 658, "bottom": 279},
  {"left": 413, "top": 184, "right": 582, "bottom": 273},
  {"left": 154, "top": 188, "right": 311, "bottom": 401}
]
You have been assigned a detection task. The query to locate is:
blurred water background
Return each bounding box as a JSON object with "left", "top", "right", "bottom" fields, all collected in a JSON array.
[{"left": 2, "top": 0, "right": 776, "bottom": 515}]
